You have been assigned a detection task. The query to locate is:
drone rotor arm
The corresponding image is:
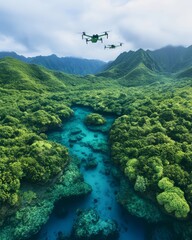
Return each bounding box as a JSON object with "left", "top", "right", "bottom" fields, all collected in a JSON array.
[
  {"left": 82, "top": 32, "right": 92, "bottom": 38},
  {"left": 84, "top": 34, "right": 92, "bottom": 38}
]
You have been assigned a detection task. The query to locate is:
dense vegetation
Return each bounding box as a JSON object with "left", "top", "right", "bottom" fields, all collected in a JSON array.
[
  {"left": 0, "top": 88, "right": 74, "bottom": 207},
  {"left": 0, "top": 60, "right": 75, "bottom": 223},
  {"left": 84, "top": 113, "right": 106, "bottom": 125},
  {"left": 0, "top": 47, "right": 192, "bottom": 238},
  {"left": 110, "top": 79, "right": 192, "bottom": 218}
]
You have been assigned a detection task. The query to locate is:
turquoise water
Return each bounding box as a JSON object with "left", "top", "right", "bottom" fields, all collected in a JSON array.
[{"left": 37, "top": 106, "right": 146, "bottom": 240}]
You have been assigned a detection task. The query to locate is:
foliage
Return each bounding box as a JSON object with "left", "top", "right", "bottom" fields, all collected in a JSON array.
[
  {"left": 0, "top": 53, "right": 192, "bottom": 239},
  {"left": 0, "top": 158, "right": 22, "bottom": 205},
  {"left": 84, "top": 113, "right": 106, "bottom": 126},
  {"left": 0, "top": 125, "right": 69, "bottom": 206},
  {"left": 0, "top": 59, "right": 76, "bottom": 208},
  {"left": 109, "top": 77, "right": 192, "bottom": 219},
  {"left": 157, "top": 177, "right": 190, "bottom": 218},
  {"left": 134, "top": 175, "right": 148, "bottom": 193}
]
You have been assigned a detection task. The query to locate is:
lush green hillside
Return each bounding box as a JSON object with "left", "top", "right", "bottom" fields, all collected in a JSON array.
[
  {"left": 0, "top": 52, "right": 107, "bottom": 75},
  {"left": 177, "top": 66, "right": 192, "bottom": 78},
  {"left": 97, "top": 45, "right": 192, "bottom": 87},
  {"left": 99, "top": 48, "right": 161, "bottom": 78},
  {"left": 0, "top": 57, "right": 68, "bottom": 91},
  {"left": 97, "top": 48, "right": 165, "bottom": 86},
  {"left": 117, "top": 62, "right": 161, "bottom": 87}
]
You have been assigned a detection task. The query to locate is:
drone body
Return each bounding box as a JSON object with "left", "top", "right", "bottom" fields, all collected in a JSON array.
[
  {"left": 104, "top": 43, "right": 123, "bottom": 49},
  {"left": 82, "top": 32, "right": 109, "bottom": 44}
]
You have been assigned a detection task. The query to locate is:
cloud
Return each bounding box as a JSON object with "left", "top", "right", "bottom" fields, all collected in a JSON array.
[
  {"left": 0, "top": 0, "right": 191, "bottom": 61},
  {"left": 119, "top": 0, "right": 192, "bottom": 49},
  {"left": 0, "top": 34, "right": 28, "bottom": 52}
]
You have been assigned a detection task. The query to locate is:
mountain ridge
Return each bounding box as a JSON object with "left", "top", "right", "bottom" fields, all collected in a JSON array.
[
  {"left": 1, "top": 45, "right": 192, "bottom": 88},
  {"left": 0, "top": 52, "right": 107, "bottom": 76},
  {"left": 148, "top": 45, "right": 192, "bottom": 72},
  {"left": 98, "top": 45, "right": 192, "bottom": 86}
]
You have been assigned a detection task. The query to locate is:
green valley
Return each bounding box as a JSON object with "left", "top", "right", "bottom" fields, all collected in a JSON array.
[{"left": 0, "top": 46, "right": 192, "bottom": 239}]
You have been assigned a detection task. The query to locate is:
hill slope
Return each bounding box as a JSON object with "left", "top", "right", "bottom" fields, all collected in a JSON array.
[
  {"left": 0, "top": 57, "right": 73, "bottom": 92},
  {"left": 98, "top": 48, "right": 162, "bottom": 86},
  {"left": 98, "top": 45, "right": 192, "bottom": 86},
  {"left": 0, "top": 52, "right": 106, "bottom": 76}
]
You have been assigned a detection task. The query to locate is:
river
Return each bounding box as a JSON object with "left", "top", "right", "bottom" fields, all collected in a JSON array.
[{"left": 37, "top": 106, "right": 146, "bottom": 240}]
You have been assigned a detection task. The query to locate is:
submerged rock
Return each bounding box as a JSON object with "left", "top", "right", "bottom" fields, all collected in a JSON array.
[
  {"left": 68, "top": 134, "right": 84, "bottom": 143},
  {"left": 71, "top": 209, "right": 119, "bottom": 240},
  {"left": 86, "top": 124, "right": 110, "bottom": 133},
  {"left": 70, "top": 127, "right": 82, "bottom": 135},
  {"left": 84, "top": 158, "right": 98, "bottom": 170},
  {"left": 83, "top": 154, "right": 98, "bottom": 170},
  {"left": 85, "top": 140, "right": 108, "bottom": 153}
]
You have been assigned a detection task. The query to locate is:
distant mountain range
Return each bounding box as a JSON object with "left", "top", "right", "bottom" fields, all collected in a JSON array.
[
  {"left": 148, "top": 45, "right": 192, "bottom": 73},
  {"left": 98, "top": 45, "right": 192, "bottom": 86},
  {"left": 0, "top": 52, "right": 107, "bottom": 76},
  {"left": 0, "top": 45, "right": 192, "bottom": 87}
]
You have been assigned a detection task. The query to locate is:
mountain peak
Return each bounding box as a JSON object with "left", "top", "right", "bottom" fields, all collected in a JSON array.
[
  {"left": 100, "top": 47, "right": 161, "bottom": 79},
  {"left": 136, "top": 48, "right": 145, "bottom": 53}
]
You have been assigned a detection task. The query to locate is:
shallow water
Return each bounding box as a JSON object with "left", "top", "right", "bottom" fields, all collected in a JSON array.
[{"left": 37, "top": 106, "right": 146, "bottom": 240}]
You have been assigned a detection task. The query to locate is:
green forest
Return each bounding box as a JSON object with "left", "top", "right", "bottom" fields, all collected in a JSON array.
[{"left": 0, "top": 47, "right": 192, "bottom": 239}]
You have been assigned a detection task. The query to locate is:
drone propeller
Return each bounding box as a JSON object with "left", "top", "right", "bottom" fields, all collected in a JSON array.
[
  {"left": 102, "top": 31, "right": 110, "bottom": 38},
  {"left": 77, "top": 32, "right": 86, "bottom": 39},
  {"left": 82, "top": 32, "right": 86, "bottom": 39}
]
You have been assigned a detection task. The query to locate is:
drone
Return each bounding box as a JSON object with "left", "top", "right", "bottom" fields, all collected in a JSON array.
[
  {"left": 82, "top": 31, "right": 109, "bottom": 44},
  {"left": 104, "top": 43, "right": 123, "bottom": 49}
]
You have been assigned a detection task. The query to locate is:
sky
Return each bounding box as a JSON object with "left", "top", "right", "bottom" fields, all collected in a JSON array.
[{"left": 0, "top": 0, "right": 192, "bottom": 62}]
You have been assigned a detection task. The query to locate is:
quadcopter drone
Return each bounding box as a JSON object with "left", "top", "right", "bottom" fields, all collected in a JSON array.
[
  {"left": 104, "top": 43, "right": 123, "bottom": 49},
  {"left": 82, "top": 31, "right": 109, "bottom": 44}
]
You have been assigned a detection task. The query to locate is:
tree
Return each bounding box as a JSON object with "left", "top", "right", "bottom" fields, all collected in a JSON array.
[
  {"left": 134, "top": 175, "right": 147, "bottom": 193},
  {"left": 84, "top": 113, "right": 106, "bottom": 126},
  {"left": 157, "top": 177, "right": 190, "bottom": 218}
]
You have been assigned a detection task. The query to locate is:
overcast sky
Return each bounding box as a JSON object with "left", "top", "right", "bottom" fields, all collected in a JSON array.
[{"left": 0, "top": 0, "right": 192, "bottom": 61}]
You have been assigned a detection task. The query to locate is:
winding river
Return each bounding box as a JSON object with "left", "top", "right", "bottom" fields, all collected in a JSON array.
[{"left": 37, "top": 106, "right": 146, "bottom": 240}]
